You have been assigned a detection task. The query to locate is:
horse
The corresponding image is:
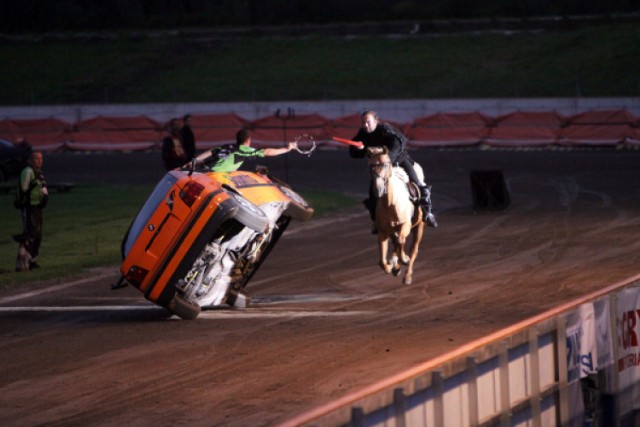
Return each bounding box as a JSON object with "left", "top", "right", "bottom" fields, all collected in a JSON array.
[{"left": 367, "top": 147, "right": 425, "bottom": 285}]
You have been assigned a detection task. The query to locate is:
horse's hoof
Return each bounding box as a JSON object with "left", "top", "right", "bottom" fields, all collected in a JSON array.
[
  {"left": 403, "top": 277, "right": 412, "bottom": 285},
  {"left": 380, "top": 263, "right": 392, "bottom": 274},
  {"left": 392, "top": 268, "right": 402, "bottom": 277}
]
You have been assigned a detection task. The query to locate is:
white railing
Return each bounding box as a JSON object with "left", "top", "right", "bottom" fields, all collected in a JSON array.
[{"left": 281, "top": 273, "right": 640, "bottom": 427}]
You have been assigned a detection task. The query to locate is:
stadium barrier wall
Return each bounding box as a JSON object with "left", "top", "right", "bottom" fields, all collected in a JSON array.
[
  {"left": 2, "top": 100, "right": 640, "bottom": 151},
  {"left": 279, "top": 273, "right": 640, "bottom": 427}
]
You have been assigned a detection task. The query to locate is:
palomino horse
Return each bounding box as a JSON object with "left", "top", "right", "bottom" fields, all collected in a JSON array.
[{"left": 368, "top": 147, "right": 425, "bottom": 285}]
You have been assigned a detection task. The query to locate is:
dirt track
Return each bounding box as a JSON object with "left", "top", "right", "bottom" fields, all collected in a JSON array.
[{"left": 0, "top": 148, "right": 639, "bottom": 426}]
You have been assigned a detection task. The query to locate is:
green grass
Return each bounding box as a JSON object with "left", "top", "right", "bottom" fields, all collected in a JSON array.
[
  {"left": 1, "top": 24, "right": 639, "bottom": 104},
  {"left": 0, "top": 185, "right": 357, "bottom": 289}
]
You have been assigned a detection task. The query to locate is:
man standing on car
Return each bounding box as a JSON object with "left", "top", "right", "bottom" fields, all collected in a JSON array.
[
  {"left": 15, "top": 150, "right": 48, "bottom": 271},
  {"left": 193, "top": 129, "right": 295, "bottom": 172},
  {"left": 349, "top": 110, "right": 437, "bottom": 228}
]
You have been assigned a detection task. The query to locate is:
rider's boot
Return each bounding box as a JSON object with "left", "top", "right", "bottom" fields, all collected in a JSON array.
[{"left": 419, "top": 185, "right": 438, "bottom": 228}]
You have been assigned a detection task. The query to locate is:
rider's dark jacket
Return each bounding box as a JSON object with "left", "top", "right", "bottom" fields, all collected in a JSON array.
[{"left": 349, "top": 122, "right": 408, "bottom": 164}]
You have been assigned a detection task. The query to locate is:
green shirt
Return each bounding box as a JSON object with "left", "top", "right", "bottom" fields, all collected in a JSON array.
[
  {"left": 19, "top": 166, "right": 45, "bottom": 206},
  {"left": 211, "top": 144, "right": 265, "bottom": 172}
]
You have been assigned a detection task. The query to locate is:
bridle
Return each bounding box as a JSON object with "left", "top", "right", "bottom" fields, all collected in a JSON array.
[{"left": 369, "top": 157, "right": 392, "bottom": 196}]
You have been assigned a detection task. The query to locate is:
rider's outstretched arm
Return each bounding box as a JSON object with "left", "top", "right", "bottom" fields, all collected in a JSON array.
[{"left": 263, "top": 142, "right": 295, "bottom": 157}]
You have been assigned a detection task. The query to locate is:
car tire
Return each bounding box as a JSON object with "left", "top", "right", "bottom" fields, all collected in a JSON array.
[
  {"left": 227, "top": 191, "right": 270, "bottom": 232},
  {"left": 168, "top": 294, "right": 201, "bottom": 320}
]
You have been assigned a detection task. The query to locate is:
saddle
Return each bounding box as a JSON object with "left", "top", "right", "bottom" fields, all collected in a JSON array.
[{"left": 391, "top": 167, "right": 421, "bottom": 203}]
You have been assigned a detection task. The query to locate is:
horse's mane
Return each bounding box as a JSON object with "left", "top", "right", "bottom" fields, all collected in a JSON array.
[{"left": 371, "top": 152, "right": 413, "bottom": 224}]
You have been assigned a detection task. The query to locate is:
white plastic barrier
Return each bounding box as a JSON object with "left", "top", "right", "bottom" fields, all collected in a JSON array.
[{"left": 281, "top": 273, "right": 640, "bottom": 427}]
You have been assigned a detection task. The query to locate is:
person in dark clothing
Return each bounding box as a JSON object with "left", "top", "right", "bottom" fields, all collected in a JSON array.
[
  {"left": 180, "top": 114, "right": 196, "bottom": 161},
  {"left": 15, "top": 150, "right": 48, "bottom": 271},
  {"left": 349, "top": 110, "right": 437, "bottom": 228},
  {"left": 162, "top": 118, "right": 188, "bottom": 170}
]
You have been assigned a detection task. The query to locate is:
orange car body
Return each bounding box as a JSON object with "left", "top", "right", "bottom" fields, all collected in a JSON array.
[{"left": 119, "top": 168, "right": 312, "bottom": 317}]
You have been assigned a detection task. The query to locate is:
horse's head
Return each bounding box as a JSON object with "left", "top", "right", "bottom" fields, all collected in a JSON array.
[{"left": 367, "top": 146, "right": 392, "bottom": 198}]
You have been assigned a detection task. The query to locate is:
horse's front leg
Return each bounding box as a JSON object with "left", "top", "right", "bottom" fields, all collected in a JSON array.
[
  {"left": 391, "top": 232, "right": 404, "bottom": 277},
  {"left": 404, "top": 223, "right": 425, "bottom": 285},
  {"left": 398, "top": 223, "right": 411, "bottom": 265},
  {"left": 378, "top": 235, "right": 393, "bottom": 274}
]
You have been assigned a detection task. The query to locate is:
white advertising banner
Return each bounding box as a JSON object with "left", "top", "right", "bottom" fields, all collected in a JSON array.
[
  {"left": 565, "top": 308, "right": 583, "bottom": 384},
  {"left": 616, "top": 285, "right": 640, "bottom": 414},
  {"left": 579, "top": 303, "right": 598, "bottom": 378},
  {"left": 593, "top": 296, "right": 614, "bottom": 370},
  {"left": 565, "top": 303, "right": 599, "bottom": 384}
]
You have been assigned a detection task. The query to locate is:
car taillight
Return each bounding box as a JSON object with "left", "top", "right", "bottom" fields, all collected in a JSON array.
[
  {"left": 179, "top": 181, "right": 205, "bottom": 207},
  {"left": 125, "top": 265, "right": 148, "bottom": 288}
]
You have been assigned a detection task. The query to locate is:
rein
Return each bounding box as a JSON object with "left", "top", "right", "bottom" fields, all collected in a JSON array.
[{"left": 370, "top": 160, "right": 391, "bottom": 196}]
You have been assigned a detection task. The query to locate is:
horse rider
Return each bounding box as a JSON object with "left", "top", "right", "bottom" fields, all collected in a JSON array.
[{"left": 349, "top": 110, "right": 438, "bottom": 228}]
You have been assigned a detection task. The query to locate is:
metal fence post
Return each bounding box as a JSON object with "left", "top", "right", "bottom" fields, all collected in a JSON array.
[
  {"left": 556, "top": 316, "right": 570, "bottom": 426},
  {"left": 433, "top": 370, "right": 444, "bottom": 427},
  {"left": 393, "top": 387, "right": 407, "bottom": 427},
  {"left": 499, "top": 341, "right": 511, "bottom": 426},
  {"left": 529, "top": 327, "right": 542, "bottom": 427},
  {"left": 466, "top": 356, "right": 479, "bottom": 427}
]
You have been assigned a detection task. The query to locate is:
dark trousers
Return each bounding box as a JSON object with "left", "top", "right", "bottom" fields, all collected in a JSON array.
[
  {"left": 396, "top": 157, "right": 424, "bottom": 187},
  {"left": 21, "top": 206, "right": 43, "bottom": 259}
]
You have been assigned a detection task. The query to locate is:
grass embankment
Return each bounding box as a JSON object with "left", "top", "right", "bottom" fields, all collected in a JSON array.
[
  {"left": 0, "top": 185, "right": 356, "bottom": 289},
  {"left": 1, "top": 24, "right": 639, "bottom": 104}
]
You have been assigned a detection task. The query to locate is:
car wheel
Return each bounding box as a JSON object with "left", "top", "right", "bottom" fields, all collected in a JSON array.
[
  {"left": 168, "top": 294, "right": 201, "bottom": 320},
  {"left": 227, "top": 191, "right": 270, "bottom": 232}
]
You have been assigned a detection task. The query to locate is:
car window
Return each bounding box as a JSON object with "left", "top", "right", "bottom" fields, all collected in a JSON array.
[{"left": 122, "top": 174, "right": 178, "bottom": 257}]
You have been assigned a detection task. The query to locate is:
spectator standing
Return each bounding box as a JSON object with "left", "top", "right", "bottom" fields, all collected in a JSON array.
[
  {"left": 161, "top": 118, "right": 188, "bottom": 170},
  {"left": 15, "top": 150, "right": 48, "bottom": 271},
  {"left": 180, "top": 114, "right": 196, "bottom": 161}
]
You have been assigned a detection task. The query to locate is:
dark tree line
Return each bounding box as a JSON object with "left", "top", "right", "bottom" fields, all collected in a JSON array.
[{"left": 0, "top": 0, "right": 638, "bottom": 33}]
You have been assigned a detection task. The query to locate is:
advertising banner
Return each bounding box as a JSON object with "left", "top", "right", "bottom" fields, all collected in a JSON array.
[
  {"left": 616, "top": 285, "right": 640, "bottom": 414},
  {"left": 566, "top": 303, "right": 600, "bottom": 384}
]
